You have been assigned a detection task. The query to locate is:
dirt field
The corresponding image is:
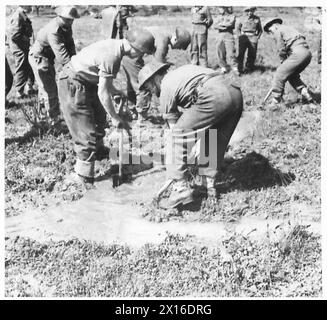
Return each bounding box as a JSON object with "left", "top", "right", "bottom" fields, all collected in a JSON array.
[{"left": 4, "top": 7, "right": 322, "bottom": 297}]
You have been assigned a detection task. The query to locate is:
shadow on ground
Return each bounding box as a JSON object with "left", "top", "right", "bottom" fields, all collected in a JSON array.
[{"left": 181, "top": 151, "right": 295, "bottom": 212}]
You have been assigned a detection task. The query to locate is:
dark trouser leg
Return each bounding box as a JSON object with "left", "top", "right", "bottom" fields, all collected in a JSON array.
[
  {"left": 246, "top": 41, "right": 258, "bottom": 71},
  {"left": 5, "top": 56, "right": 13, "bottom": 96},
  {"left": 198, "top": 32, "right": 208, "bottom": 67},
  {"left": 217, "top": 34, "right": 227, "bottom": 68},
  {"left": 272, "top": 47, "right": 312, "bottom": 99},
  {"left": 191, "top": 31, "right": 199, "bottom": 65},
  {"left": 12, "top": 47, "right": 29, "bottom": 94},
  {"left": 237, "top": 35, "right": 248, "bottom": 73},
  {"left": 58, "top": 73, "right": 96, "bottom": 178}
]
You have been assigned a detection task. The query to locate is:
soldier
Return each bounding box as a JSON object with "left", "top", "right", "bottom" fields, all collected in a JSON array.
[
  {"left": 263, "top": 17, "right": 313, "bottom": 105},
  {"left": 138, "top": 61, "right": 243, "bottom": 208},
  {"left": 214, "top": 6, "right": 239, "bottom": 75},
  {"left": 29, "top": 6, "right": 79, "bottom": 123},
  {"left": 57, "top": 29, "right": 155, "bottom": 185},
  {"left": 5, "top": 56, "right": 13, "bottom": 108},
  {"left": 236, "top": 7, "right": 262, "bottom": 74},
  {"left": 7, "top": 6, "right": 35, "bottom": 99},
  {"left": 123, "top": 26, "right": 191, "bottom": 120},
  {"left": 190, "top": 6, "right": 213, "bottom": 67},
  {"left": 116, "top": 5, "right": 138, "bottom": 39}
]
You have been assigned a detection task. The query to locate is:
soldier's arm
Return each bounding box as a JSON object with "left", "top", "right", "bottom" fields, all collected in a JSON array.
[
  {"left": 257, "top": 18, "right": 263, "bottom": 39},
  {"left": 234, "top": 18, "right": 242, "bottom": 36},
  {"left": 206, "top": 7, "right": 213, "bottom": 28},
  {"left": 98, "top": 77, "right": 130, "bottom": 131},
  {"left": 154, "top": 37, "right": 169, "bottom": 63},
  {"left": 225, "top": 15, "right": 236, "bottom": 29},
  {"left": 275, "top": 31, "right": 287, "bottom": 61},
  {"left": 48, "top": 30, "right": 73, "bottom": 65},
  {"left": 10, "top": 14, "right": 24, "bottom": 42},
  {"left": 66, "top": 28, "right": 76, "bottom": 56}
]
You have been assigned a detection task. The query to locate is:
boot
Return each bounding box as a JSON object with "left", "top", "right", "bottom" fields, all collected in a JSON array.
[
  {"left": 166, "top": 179, "right": 194, "bottom": 208},
  {"left": 301, "top": 87, "right": 313, "bottom": 103},
  {"left": 201, "top": 176, "right": 216, "bottom": 197},
  {"left": 62, "top": 172, "right": 94, "bottom": 191},
  {"left": 96, "top": 145, "right": 110, "bottom": 161}
]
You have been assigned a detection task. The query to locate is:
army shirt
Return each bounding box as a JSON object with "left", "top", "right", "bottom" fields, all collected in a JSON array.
[
  {"left": 8, "top": 7, "right": 33, "bottom": 45},
  {"left": 236, "top": 14, "right": 262, "bottom": 37},
  {"left": 214, "top": 12, "right": 236, "bottom": 32},
  {"left": 70, "top": 39, "right": 125, "bottom": 84},
  {"left": 146, "top": 26, "right": 175, "bottom": 62},
  {"left": 34, "top": 17, "right": 76, "bottom": 65},
  {"left": 160, "top": 64, "right": 213, "bottom": 115}
]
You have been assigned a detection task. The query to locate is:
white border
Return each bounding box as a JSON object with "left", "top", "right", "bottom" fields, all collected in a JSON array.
[{"left": 1, "top": 0, "right": 326, "bottom": 300}]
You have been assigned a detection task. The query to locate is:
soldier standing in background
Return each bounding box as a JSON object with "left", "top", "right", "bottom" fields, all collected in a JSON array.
[
  {"left": 122, "top": 26, "right": 191, "bottom": 120},
  {"left": 7, "top": 6, "right": 35, "bottom": 99},
  {"left": 190, "top": 6, "right": 213, "bottom": 67},
  {"left": 29, "top": 6, "right": 79, "bottom": 124},
  {"left": 116, "top": 5, "right": 138, "bottom": 39},
  {"left": 236, "top": 7, "right": 262, "bottom": 74},
  {"left": 214, "top": 6, "right": 239, "bottom": 75},
  {"left": 263, "top": 17, "right": 313, "bottom": 105}
]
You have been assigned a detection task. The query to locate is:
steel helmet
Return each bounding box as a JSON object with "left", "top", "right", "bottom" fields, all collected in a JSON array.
[
  {"left": 244, "top": 6, "right": 257, "bottom": 12},
  {"left": 138, "top": 60, "right": 170, "bottom": 90},
  {"left": 56, "top": 6, "right": 80, "bottom": 19},
  {"left": 263, "top": 17, "right": 283, "bottom": 32},
  {"left": 174, "top": 27, "right": 191, "bottom": 50},
  {"left": 125, "top": 28, "right": 155, "bottom": 55}
]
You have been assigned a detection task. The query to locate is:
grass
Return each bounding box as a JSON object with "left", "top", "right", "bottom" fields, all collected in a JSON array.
[{"left": 5, "top": 7, "right": 322, "bottom": 297}]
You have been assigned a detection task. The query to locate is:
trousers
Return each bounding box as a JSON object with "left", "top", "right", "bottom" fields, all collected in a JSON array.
[
  {"left": 191, "top": 29, "right": 208, "bottom": 67},
  {"left": 58, "top": 65, "right": 106, "bottom": 169},
  {"left": 5, "top": 56, "right": 13, "bottom": 96},
  {"left": 238, "top": 34, "right": 258, "bottom": 72},
  {"left": 9, "top": 41, "right": 34, "bottom": 94},
  {"left": 166, "top": 77, "right": 243, "bottom": 180},
  {"left": 29, "top": 53, "right": 60, "bottom": 119},
  {"left": 216, "top": 31, "right": 238, "bottom": 69},
  {"left": 272, "top": 44, "right": 312, "bottom": 99}
]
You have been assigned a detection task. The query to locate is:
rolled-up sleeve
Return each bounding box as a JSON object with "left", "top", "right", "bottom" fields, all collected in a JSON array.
[{"left": 98, "top": 54, "right": 121, "bottom": 79}]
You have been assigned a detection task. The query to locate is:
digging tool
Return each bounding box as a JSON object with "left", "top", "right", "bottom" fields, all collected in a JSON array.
[
  {"left": 153, "top": 179, "right": 174, "bottom": 205},
  {"left": 263, "top": 88, "right": 273, "bottom": 104}
]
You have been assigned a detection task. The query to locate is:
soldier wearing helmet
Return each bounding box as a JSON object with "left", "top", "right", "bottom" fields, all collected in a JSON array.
[
  {"left": 29, "top": 6, "right": 80, "bottom": 124},
  {"left": 214, "top": 6, "right": 239, "bottom": 75},
  {"left": 120, "top": 26, "right": 191, "bottom": 121},
  {"left": 7, "top": 6, "right": 35, "bottom": 99},
  {"left": 235, "top": 7, "right": 262, "bottom": 74},
  {"left": 138, "top": 62, "right": 243, "bottom": 208},
  {"left": 190, "top": 6, "right": 213, "bottom": 67},
  {"left": 263, "top": 17, "right": 313, "bottom": 105},
  {"left": 57, "top": 28, "right": 155, "bottom": 187}
]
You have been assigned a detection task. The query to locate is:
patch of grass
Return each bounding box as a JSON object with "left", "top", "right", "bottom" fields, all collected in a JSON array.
[{"left": 5, "top": 231, "right": 321, "bottom": 297}]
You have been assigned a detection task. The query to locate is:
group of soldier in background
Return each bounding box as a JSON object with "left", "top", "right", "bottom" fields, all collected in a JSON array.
[
  {"left": 4, "top": 5, "right": 320, "bottom": 208},
  {"left": 191, "top": 6, "right": 262, "bottom": 75}
]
